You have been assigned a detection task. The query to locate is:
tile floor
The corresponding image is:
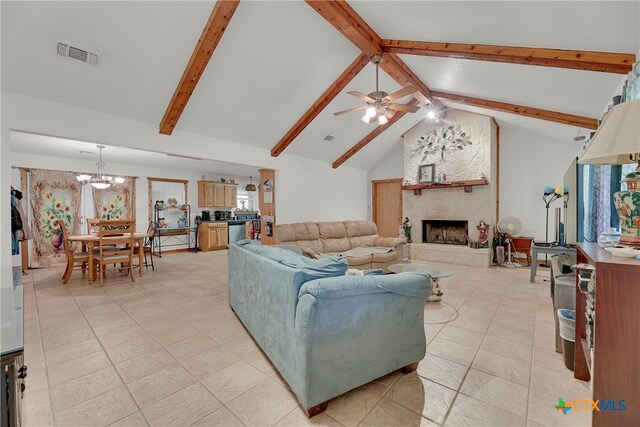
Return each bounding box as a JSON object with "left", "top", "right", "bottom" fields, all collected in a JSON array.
[{"left": 20, "top": 251, "right": 592, "bottom": 426}]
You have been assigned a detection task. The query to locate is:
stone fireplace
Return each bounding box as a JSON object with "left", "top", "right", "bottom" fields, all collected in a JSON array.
[
  {"left": 403, "top": 109, "right": 498, "bottom": 267},
  {"left": 422, "top": 220, "right": 468, "bottom": 245}
]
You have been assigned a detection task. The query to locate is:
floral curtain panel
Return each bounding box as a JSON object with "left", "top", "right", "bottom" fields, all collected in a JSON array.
[
  {"left": 92, "top": 178, "right": 135, "bottom": 220},
  {"left": 29, "top": 169, "right": 82, "bottom": 267}
]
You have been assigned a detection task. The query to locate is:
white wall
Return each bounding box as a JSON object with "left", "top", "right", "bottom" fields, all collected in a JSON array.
[
  {"left": 1, "top": 91, "right": 368, "bottom": 288},
  {"left": 366, "top": 123, "right": 576, "bottom": 240}
]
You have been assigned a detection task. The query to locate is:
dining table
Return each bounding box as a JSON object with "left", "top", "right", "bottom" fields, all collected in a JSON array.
[{"left": 67, "top": 232, "right": 151, "bottom": 283}]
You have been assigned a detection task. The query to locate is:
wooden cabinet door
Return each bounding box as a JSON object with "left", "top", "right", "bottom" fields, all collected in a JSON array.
[
  {"left": 208, "top": 227, "right": 219, "bottom": 247},
  {"left": 213, "top": 185, "right": 225, "bottom": 207},
  {"left": 206, "top": 183, "right": 215, "bottom": 206},
  {"left": 218, "top": 227, "right": 228, "bottom": 246},
  {"left": 224, "top": 185, "right": 236, "bottom": 207}
]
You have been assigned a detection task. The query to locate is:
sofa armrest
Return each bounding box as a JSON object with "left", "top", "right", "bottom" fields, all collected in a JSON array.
[
  {"left": 298, "top": 272, "right": 431, "bottom": 300},
  {"left": 374, "top": 236, "right": 406, "bottom": 248}
]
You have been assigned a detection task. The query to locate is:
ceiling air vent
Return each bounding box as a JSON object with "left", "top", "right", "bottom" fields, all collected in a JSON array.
[
  {"left": 324, "top": 135, "right": 335, "bottom": 142},
  {"left": 57, "top": 43, "right": 99, "bottom": 66}
]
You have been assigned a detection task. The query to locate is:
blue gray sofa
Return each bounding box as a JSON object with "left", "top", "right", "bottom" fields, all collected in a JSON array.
[{"left": 228, "top": 241, "right": 432, "bottom": 416}]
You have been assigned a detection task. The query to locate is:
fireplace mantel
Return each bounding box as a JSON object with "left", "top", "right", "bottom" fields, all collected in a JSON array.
[{"left": 402, "top": 178, "right": 488, "bottom": 195}]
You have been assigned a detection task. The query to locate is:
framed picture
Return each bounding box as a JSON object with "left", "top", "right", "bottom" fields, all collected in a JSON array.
[{"left": 419, "top": 164, "right": 435, "bottom": 183}]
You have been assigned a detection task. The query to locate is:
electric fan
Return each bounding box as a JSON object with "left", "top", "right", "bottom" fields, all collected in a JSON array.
[{"left": 497, "top": 216, "right": 524, "bottom": 267}]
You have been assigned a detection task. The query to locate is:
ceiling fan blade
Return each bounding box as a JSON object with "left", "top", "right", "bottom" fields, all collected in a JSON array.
[
  {"left": 387, "top": 103, "right": 420, "bottom": 113},
  {"left": 384, "top": 86, "right": 418, "bottom": 102},
  {"left": 333, "top": 105, "right": 367, "bottom": 116},
  {"left": 347, "top": 91, "right": 375, "bottom": 102}
]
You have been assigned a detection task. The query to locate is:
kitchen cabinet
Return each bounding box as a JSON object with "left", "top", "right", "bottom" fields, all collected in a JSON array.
[
  {"left": 198, "top": 181, "right": 237, "bottom": 208},
  {"left": 198, "top": 222, "right": 228, "bottom": 251}
]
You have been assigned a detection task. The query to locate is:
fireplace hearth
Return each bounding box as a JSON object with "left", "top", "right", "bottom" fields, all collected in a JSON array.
[{"left": 422, "top": 220, "right": 468, "bottom": 245}]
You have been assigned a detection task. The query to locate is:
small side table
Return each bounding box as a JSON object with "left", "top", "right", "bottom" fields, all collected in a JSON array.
[
  {"left": 529, "top": 244, "right": 576, "bottom": 282},
  {"left": 388, "top": 263, "right": 453, "bottom": 302}
]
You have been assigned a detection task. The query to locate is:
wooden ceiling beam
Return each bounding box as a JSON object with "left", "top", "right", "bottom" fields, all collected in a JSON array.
[
  {"left": 271, "top": 53, "right": 370, "bottom": 157},
  {"left": 306, "top": 0, "right": 445, "bottom": 111},
  {"left": 333, "top": 99, "right": 420, "bottom": 169},
  {"left": 159, "top": 0, "right": 240, "bottom": 135},
  {"left": 431, "top": 90, "right": 598, "bottom": 129},
  {"left": 381, "top": 40, "right": 635, "bottom": 74}
]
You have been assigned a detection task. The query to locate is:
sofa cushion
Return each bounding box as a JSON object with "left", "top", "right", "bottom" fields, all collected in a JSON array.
[
  {"left": 344, "top": 221, "right": 379, "bottom": 248},
  {"left": 344, "top": 254, "right": 372, "bottom": 267},
  {"left": 276, "top": 223, "right": 323, "bottom": 254},
  {"left": 372, "top": 250, "right": 398, "bottom": 263},
  {"left": 239, "top": 243, "right": 348, "bottom": 281},
  {"left": 317, "top": 222, "right": 351, "bottom": 253}
]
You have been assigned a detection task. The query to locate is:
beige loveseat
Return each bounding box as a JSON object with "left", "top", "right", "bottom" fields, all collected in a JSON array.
[{"left": 275, "top": 220, "right": 405, "bottom": 273}]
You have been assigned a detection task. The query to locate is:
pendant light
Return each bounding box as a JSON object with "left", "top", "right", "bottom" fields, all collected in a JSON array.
[
  {"left": 76, "top": 145, "right": 124, "bottom": 189},
  {"left": 245, "top": 176, "right": 257, "bottom": 192}
]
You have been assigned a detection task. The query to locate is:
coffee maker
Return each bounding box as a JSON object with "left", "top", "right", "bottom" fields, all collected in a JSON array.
[
  {"left": 214, "top": 210, "right": 230, "bottom": 221},
  {"left": 201, "top": 210, "right": 211, "bottom": 221}
]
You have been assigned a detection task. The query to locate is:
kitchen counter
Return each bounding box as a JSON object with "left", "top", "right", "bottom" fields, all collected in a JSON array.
[{"left": 1, "top": 268, "right": 24, "bottom": 358}]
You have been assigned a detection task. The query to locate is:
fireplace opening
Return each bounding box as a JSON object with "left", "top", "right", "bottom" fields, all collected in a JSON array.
[{"left": 422, "top": 220, "right": 468, "bottom": 245}]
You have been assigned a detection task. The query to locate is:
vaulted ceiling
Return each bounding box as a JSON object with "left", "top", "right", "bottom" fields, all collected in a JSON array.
[{"left": 2, "top": 1, "right": 638, "bottom": 171}]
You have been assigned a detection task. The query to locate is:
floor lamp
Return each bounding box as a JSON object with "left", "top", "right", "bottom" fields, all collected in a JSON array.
[{"left": 541, "top": 186, "right": 562, "bottom": 267}]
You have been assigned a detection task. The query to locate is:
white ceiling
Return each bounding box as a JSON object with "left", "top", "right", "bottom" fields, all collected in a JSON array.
[
  {"left": 2, "top": 1, "right": 638, "bottom": 170},
  {"left": 10, "top": 131, "right": 261, "bottom": 179}
]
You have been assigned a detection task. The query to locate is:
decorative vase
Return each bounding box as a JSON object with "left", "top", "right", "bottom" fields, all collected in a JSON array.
[
  {"left": 613, "top": 177, "right": 640, "bottom": 245},
  {"left": 50, "top": 230, "right": 63, "bottom": 252}
]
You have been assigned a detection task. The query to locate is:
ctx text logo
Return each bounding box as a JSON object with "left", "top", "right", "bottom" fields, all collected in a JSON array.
[{"left": 555, "top": 397, "right": 627, "bottom": 415}]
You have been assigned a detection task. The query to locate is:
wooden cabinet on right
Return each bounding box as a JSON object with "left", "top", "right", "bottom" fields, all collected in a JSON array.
[
  {"left": 198, "top": 222, "right": 228, "bottom": 251},
  {"left": 197, "top": 180, "right": 237, "bottom": 208},
  {"left": 575, "top": 243, "right": 640, "bottom": 426}
]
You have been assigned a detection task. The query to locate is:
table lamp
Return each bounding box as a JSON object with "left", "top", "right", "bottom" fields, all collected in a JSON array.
[{"left": 579, "top": 99, "right": 640, "bottom": 245}]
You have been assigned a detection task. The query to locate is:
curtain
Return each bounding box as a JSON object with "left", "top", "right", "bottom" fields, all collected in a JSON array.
[
  {"left": 92, "top": 178, "right": 135, "bottom": 220},
  {"left": 29, "top": 169, "right": 82, "bottom": 267}
]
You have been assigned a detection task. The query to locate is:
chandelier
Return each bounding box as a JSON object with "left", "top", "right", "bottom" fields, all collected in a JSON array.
[
  {"left": 413, "top": 124, "right": 474, "bottom": 161},
  {"left": 76, "top": 145, "right": 124, "bottom": 189},
  {"left": 245, "top": 176, "right": 257, "bottom": 192}
]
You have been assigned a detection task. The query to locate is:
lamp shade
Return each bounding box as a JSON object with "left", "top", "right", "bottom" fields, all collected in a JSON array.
[{"left": 579, "top": 99, "right": 640, "bottom": 165}]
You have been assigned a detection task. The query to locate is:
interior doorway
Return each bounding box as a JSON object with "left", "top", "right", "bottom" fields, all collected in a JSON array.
[{"left": 372, "top": 179, "right": 403, "bottom": 238}]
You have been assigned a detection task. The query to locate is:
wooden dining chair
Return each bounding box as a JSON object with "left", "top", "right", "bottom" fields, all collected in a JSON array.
[
  {"left": 93, "top": 220, "right": 135, "bottom": 287},
  {"left": 57, "top": 221, "right": 89, "bottom": 284},
  {"left": 86, "top": 218, "right": 101, "bottom": 234},
  {"left": 134, "top": 221, "right": 156, "bottom": 271}
]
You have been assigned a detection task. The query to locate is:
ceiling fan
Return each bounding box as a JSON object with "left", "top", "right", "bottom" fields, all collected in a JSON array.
[{"left": 334, "top": 54, "right": 421, "bottom": 125}]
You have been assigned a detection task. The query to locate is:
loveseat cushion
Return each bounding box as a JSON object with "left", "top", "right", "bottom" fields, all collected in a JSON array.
[
  {"left": 344, "top": 221, "right": 378, "bottom": 248},
  {"left": 239, "top": 242, "right": 348, "bottom": 281},
  {"left": 318, "top": 222, "right": 351, "bottom": 253},
  {"left": 372, "top": 250, "right": 398, "bottom": 263},
  {"left": 343, "top": 254, "right": 372, "bottom": 267},
  {"left": 375, "top": 236, "right": 406, "bottom": 248}
]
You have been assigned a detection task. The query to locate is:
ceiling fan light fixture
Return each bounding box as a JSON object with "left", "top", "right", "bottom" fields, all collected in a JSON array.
[
  {"left": 361, "top": 114, "right": 374, "bottom": 124},
  {"left": 378, "top": 115, "right": 388, "bottom": 125},
  {"left": 427, "top": 109, "right": 437, "bottom": 119},
  {"left": 365, "top": 106, "right": 377, "bottom": 118}
]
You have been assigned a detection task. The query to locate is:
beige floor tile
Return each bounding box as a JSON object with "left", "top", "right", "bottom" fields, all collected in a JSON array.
[
  {"left": 108, "top": 411, "right": 149, "bottom": 426},
  {"left": 142, "top": 383, "right": 221, "bottom": 426},
  {"left": 460, "top": 369, "right": 528, "bottom": 417},
  {"left": 127, "top": 364, "right": 197, "bottom": 407},
  {"left": 480, "top": 334, "right": 533, "bottom": 362},
  {"left": 427, "top": 336, "right": 478, "bottom": 366},
  {"left": 192, "top": 407, "right": 245, "bottom": 427},
  {"left": 48, "top": 350, "right": 111, "bottom": 386},
  {"left": 98, "top": 325, "right": 153, "bottom": 348},
  {"left": 91, "top": 316, "right": 138, "bottom": 337},
  {"left": 40, "top": 311, "right": 89, "bottom": 337},
  {"left": 164, "top": 332, "right": 219, "bottom": 360},
  {"left": 325, "top": 381, "right": 387, "bottom": 427},
  {"left": 115, "top": 348, "right": 177, "bottom": 383},
  {"left": 274, "top": 406, "right": 342, "bottom": 427},
  {"left": 472, "top": 350, "right": 531, "bottom": 386},
  {"left": 532, "top": 347, "right": 568, "bottom": 373},
  {"left": 55, "top": 386, "right": 137, "bottom": 427},
  {"left": 387, "top": 373, "right": 456, "bottom": 424},
  {"left": 530, "top": 365, "right": 591, "bottom": 398},
  {"left": 45, "top": 337, "right": 102, "bottom": 366},
  {"left": 105, "top": 334, "right": 162, "bottom": 364},
  {"left": 486, "top": 321, "right": 534, "bottom": 346},
  {"left": 181, "top": 345, "right": 240, "bottom": 379},
  {"left": 437, "top": 324, "right": 485, "bottom": 349},
  {"left": 361, "top": 398, "right": 438, "bottom": 427},
  {"left": 202, "top": 360, "right": 268, "bottom": 403},
  {"left": 227, "top": 378, "right": 298, "bottom": 426},
  {"left": 527, "top": 389, "right": 592, "bottom": 427},
  {"left": 22, "top": 384, "right": 53, "bottom": 427},
  {"left": 42, "top": 327, "right": 95, "bottom": 351},
  {"left": 444, "top": 393, "right": 525, "bottom": 426},
  {"left": 418, "top": 354, "right": 469, "bottom": 390},
  {"left": 205, "top": 317, "right": 250, "bottom": 343},
  {"left": 143, "top": 318, "right": 199, "bottom": 346},
  {"left": 51, "top": 366, "right": 122, "bottom": 413}
]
